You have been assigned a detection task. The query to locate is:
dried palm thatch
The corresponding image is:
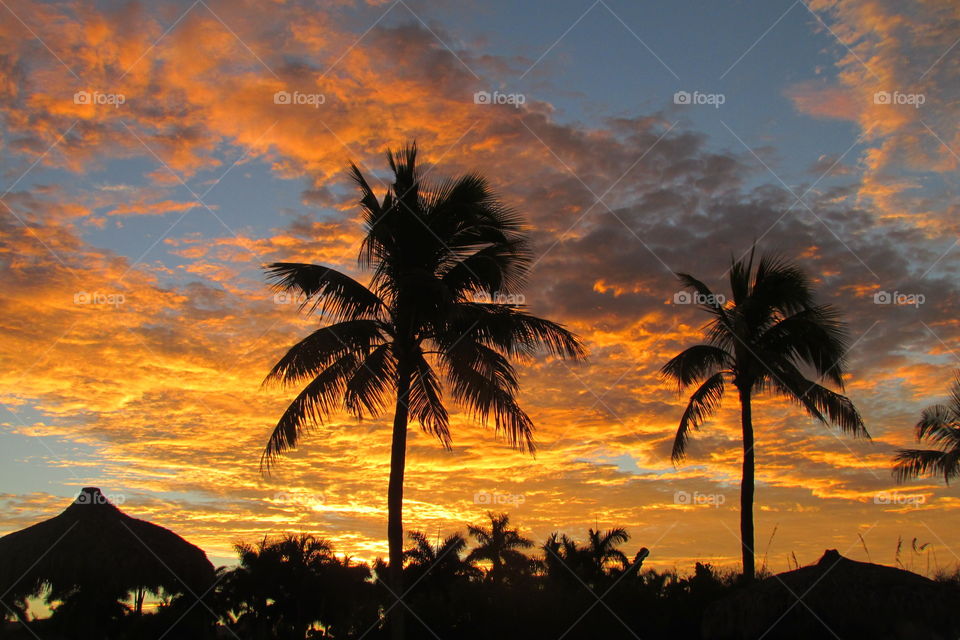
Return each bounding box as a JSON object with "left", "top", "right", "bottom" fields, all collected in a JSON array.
[
  {"left": 0, "top": 488, "right": 215, "bottom": 605},
  {"left": 702, "top": 549, "right": 960, "bottom": 639}
]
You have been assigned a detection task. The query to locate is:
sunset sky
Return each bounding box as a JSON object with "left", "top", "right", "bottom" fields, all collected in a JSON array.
[{"left": 2, "top": 0, "right": 960, "bottom": 574}]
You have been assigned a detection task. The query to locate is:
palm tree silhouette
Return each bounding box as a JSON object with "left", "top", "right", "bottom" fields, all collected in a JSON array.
[
  {"left": 894, "top": 373, "right": 960, "bottom": 484},
  {"left": 585, "top": 527, "right": 630, "bottom": 575},
  {"left": 542, "top": 529, "right": 640, "bottom": 584},
  {"left": 541, "top": 532, "right": 582, "bottom": 579},
  {"left": 261, "top": 143, "right": 583, "bottom": 638},
  {"left": 467, "top": 512, "right": 534, "bottom": 584},
  {"left": 220, "top": 533, "right": 374, "bottom": 638},
  {"left": 404, "top": 530, "right": 481, "bottom": 584},
  {"left": 661, "top": 250, "right": 867, "bottom": 581},
  {"left": 226, "top": 534, "right": 336, "bottom": 638}
]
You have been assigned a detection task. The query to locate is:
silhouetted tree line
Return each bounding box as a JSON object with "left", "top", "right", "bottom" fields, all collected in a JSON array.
[{"left": 0, "top": 512, "right": 741, "bottom": 639}]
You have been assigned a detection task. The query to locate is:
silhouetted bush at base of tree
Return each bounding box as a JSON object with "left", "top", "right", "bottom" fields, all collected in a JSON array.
[
  {"left": 382, "top": 561, "right": 739, "bottom": 640},
  {"left": 0, "top": 593, "right": 214, "bottom": 640}
]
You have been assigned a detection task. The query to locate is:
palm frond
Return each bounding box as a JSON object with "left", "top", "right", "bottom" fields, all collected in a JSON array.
[
  {"left": 441, "top": 240, "right": 530, "bottom": 299},
  {"left": 408, "top": 351, "right": 451, "bottom": 448},
  {"left": 673, "top": 372, "right": 725, "bottom": 462},
  {"left": 660, "top": 344, "right": 730, "bottom": 391},
  {"left": 263, "top": 320, "right": 386, "bottom": 388},
  {"left": 264, "top": 263, "right": 384, "bottom": 320},
  {"left": 677, "top": 273, "right": 729, "bottom": 317},
  {"left": 344, "top": 343, "right": 396, "bottom": 419},
  {"left": 893, "top": 448, "right": 960, "bottom": 485},
  {"left": 444, "top": 350, "right": 535, "bottom": 454},
  {"left": 728, "top": 247, "right": 755, "bottom": 306},
  {"left": 759, "top": 305, "right": 848, "bottom": 388},
  {"left": 261, "top": 353, "right": 359, "bottom": 470},
  {"left": 916, "top": 404, "right": 960, "bottom": 446},
  {"left": 751, "top": 253, "right": 814, "bottom": 314},
  {"left": 767, "top": 363, "right": 867, "bottom": 437},
  {"left": 446, "top": 303, "right": 585, "bottom": 361}
]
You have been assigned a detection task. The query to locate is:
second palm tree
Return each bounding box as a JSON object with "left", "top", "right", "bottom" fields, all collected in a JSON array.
[{"left": 661, "top": 250, "right": 867, "bottom": 581}]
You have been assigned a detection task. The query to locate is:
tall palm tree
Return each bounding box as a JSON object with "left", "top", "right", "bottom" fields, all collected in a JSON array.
[
  {"left": 466, "top": 512, "right": 534, "bottom": 584},
  {"left": 661, "top": 250, "right": 867, "bottom": 581},
  {"left": 893, "top": 373, "right": 960, "bottom": 484},
  {"left": 261, "top": 143, "right": 584, "bottom": 638}
]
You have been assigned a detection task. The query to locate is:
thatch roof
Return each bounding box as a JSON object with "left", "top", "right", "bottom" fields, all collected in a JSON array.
[
  {"left": 702, "top": 549, "right": 960, "bottom": 639},
  {"left": 0, "top": 487, "right": 215, "bottom": 601}
]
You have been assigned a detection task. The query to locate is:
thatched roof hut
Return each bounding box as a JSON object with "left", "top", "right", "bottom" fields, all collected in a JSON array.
[
  {"left": 0, "top": 487, "right": 215, "bottom": 605},
  {"left": 702, "top": 549, "right": 960, "bottom": 639}
]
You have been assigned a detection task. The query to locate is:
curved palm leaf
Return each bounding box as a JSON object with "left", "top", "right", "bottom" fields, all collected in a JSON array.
[
  {"left": 262, "top": 353, "right": 360, "bottom": 468},
  {"left": 263, "top": 320, "right": 387, "bottom": 388},
  {"left": 894, "top": 374, "right": 960, "bottom": 484},
  {"left": 265, "top": 263, "right": 384, "bottom": 321},
  {"left": 672, "top": 372, "right": 725, "bottom": 462},
  {"left": 661, "top": 344, "right": 730, "bottom": 391}
]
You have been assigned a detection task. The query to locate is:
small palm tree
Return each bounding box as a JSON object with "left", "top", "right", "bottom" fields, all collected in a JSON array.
[
  {"left": 893, "top": 373, "right": 960, "bottom": 484},
  {"left": 661, "top": 250, "right": 867, "bottom": 581},
  {"left": 226, "top": 534, "right": 337, "bottom": 638},
  {"left": 262, "top": 143, "right": 584, "bottom": 638},
  {"left": 541, "top": 532, "right": 582, "bottom": 578},
  {"left": 404, "top": 530, "right": 480, "bottom": 584},
  {"left": 466, "top": 512, "right": 534, "bottom": 584},
  {"left": 586, "top": 527, "right": 630, "bottom": 576}
]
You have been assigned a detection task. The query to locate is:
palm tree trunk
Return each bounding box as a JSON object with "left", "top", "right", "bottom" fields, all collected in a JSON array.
[
  {"left": 388, "top": 361, "right": 411, "bottom": 640},
  {"left": 739, "top": 386, "right": 756, "bottom": 582}
]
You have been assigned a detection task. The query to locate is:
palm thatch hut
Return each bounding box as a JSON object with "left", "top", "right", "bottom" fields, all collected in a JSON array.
[
  {"left": 702, "top": 549, "right": 960, "bottom": 639},
  {"left": 0, "top": 487, "right": 215, "bottom": 614}
]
